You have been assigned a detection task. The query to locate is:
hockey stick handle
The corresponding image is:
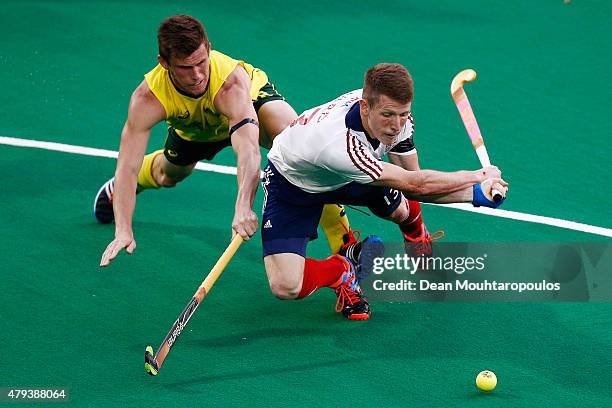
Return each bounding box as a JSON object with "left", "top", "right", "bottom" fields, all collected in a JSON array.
[
  {"left": 451, "top": 69, "right": 503, "bottom": 203},
  {"left": 146, "top": 235, "right": 244, "bottom": 375},
  {"left": 474, "top": 145, "right": 503, "bottom": 203},
  {"left": 196, "top": 234, "right": 244, "bottom": 302}
]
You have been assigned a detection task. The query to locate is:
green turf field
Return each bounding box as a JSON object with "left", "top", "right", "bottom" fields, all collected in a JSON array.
[{"left": 1, "top": 1, "right": 611, "bottom": 406}]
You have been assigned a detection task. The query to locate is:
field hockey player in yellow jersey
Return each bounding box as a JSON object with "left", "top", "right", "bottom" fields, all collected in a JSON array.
[{"left": 97, "top": 15, "right": 351, "bottom": 267}]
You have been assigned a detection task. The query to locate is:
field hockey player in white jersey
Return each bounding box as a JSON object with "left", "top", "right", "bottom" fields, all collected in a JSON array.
[{"left": 261, "top": 63, "right": 508, "bottom": 320}]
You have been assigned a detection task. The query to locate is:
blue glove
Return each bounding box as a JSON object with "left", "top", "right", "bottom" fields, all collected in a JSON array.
[{"left": 472, "top": 184, "right": 504, "bottom": 208}]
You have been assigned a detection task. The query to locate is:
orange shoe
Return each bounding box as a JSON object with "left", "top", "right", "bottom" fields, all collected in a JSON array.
[
  {"left": 332, "top": 256, "right": 371, "bottom": 320},
  {"left": 403, "top": 225, "right": 444, "bottom": 257}
]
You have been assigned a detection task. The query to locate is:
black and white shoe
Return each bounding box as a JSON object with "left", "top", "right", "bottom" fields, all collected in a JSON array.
[
  {"left": 94, "top": 177, "right": 115, "bottom": 224},
  {"left": 338, "top": 229, "right": 384, "bottom": 282}
]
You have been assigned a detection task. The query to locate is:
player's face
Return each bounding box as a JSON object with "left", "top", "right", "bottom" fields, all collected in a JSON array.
[
  {"left": 161, "top": 42, "right": 211, "bottom": 97},
  {"left": 362, "top": 95, "right": 412, "bottom": 146}
]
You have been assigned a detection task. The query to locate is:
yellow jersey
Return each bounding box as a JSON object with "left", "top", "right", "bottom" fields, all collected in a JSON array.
[{"left": 144, "top": 50, "right": 269, "bottom": 142}]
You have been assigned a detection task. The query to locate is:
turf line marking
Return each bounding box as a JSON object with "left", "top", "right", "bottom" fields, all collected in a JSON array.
[
  {"left": 430, "top": 203, "right": 612, "bottom": 237},
  {"left": 2, "top": 136, "right": 611, "bottom": 238},
  {"left": 0, "top": 136, "right": 237, "bottom": 175}
]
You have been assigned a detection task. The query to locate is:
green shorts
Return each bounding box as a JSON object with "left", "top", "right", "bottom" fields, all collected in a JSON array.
[
  {"left": 163, "top": 127, "right": 232, "bottom": 166},
  {"left": 253, "top": 82, "right": 286, "bottom": 112}
]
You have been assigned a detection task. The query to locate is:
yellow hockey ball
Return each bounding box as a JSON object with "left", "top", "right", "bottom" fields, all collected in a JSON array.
[{"left": 476, "top": 370, "right": 497, "bottom": 391}]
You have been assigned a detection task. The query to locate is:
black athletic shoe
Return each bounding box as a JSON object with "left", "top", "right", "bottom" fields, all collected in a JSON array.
[
  {"left": 338, "top": 229, "right": 384, "bottom": 282},
  {"left": 94, "top": 177, "right": 115, "bottom": 224},
  {"left": 333, "top": 255, "right": 371, "bottom": 320}
]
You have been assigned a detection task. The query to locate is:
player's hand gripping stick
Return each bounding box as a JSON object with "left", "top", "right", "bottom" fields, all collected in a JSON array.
[{"left": 451, "top": 69, "right": 503, "bottom": 202}]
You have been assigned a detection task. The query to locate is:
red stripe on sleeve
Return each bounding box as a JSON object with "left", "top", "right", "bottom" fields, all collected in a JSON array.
[
  {"left": 354, "top": 139, "right": 383, "bottom": 176},
  {"left": 346, "top": 131, "right": 378, "bottom": 181}
]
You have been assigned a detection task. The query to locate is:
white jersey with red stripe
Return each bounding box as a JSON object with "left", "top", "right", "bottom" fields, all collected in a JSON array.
[{"left": 267, "top": 89, "right": 415, "bottom": 193}]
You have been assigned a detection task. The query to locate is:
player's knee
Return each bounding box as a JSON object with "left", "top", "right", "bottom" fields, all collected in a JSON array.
[
  {"left": 158, "top": 173, "right": 190, "bottom": 188},
  {"left": 158, "top": 176, "right": 179, "bottom": 188},
  {"left": 154, "top": 160, "right": 195, "bottom": 188},
  {"left": 268, "top": 276, "right": 301, "bottom": 300},
  {"left": 257, "top": 100, "right": 297, "bottom": 142},
  {"left": 387, "top": 200, "right": 410, "bottom": 223}
]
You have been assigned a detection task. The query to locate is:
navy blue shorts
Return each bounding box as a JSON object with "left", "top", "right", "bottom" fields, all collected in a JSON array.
[{"left": 261, "top": 161, "right": 402, "bottom": 257}]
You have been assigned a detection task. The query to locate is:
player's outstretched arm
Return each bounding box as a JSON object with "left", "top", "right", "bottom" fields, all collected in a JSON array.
[
  {"left": 215, "top": 67, "right": 261, "bottom": 240},
  {"left": 423, "top": 176, "right": 508, "bottom": 206},
  {"left": 100, "top": 81, "right": 165, "bottom": 267},
  {"left": 372, "top": 161, "right": 507, "bottom": 207}
]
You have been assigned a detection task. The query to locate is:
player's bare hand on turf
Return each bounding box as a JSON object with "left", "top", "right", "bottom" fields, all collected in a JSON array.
[
  {"left": 481, "top": 177, "right": 509, "bottom": 200},
  {"left": 479, "top": 166, "right": 501, "bottom": 181},
  {"left": 100, "top": 233, "right": 137, "bottom": 267},
  {"left": 232, "top": 207, "right": 258, "bottom": 240}
]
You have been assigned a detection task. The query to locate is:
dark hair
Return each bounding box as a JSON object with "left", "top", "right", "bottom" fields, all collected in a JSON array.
[
  {"left": 158, "top": 15, "right": 209, "bottom": 63},
  {"left": 363, "top": 63, "right": 414, "bottom": 107}
]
